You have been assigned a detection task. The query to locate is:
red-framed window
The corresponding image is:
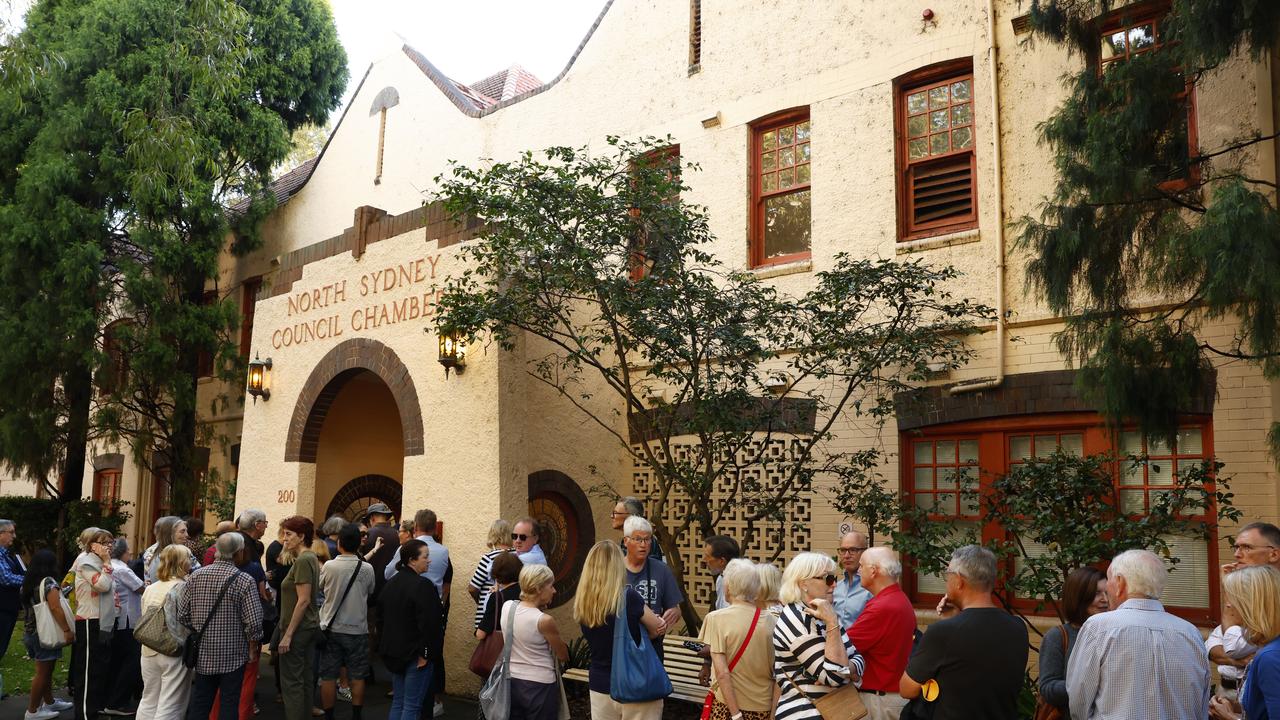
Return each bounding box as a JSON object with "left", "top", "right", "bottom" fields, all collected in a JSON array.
[
  {"left": 895, "top": 60, "right": 977, "bottom": 241},
  {"left": 150, "top": 465, "right": 171, "bottom": 544},
  {"left": 98, "top": 320, "right": 130, "bottom": 396},
  {"left": 628, "top": 146, "right": 681, "bottom": 281},
  {"left": 903, "top": 413, "right": 1219, "bottom": 624},
  {"left": 1095, "top": 1, "right": 1198, "bottom": 189},
  {"left": 240, "top": 277, "right": 262, "bottom": 361},
  {"left": 93, "top": 469, "right": 122, "bottom": 507},
  {"left": 750, "top": 108, "right": 811, "bottom": 267}
]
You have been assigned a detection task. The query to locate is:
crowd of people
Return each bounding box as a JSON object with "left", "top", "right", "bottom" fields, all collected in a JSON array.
[{"left": 0, "top": 506, "right": 1278, "bottom": 720}]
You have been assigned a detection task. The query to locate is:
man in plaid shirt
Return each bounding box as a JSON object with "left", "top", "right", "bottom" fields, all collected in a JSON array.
[{"left": 179, "top": 531, "right": 263, "bottom": 720}]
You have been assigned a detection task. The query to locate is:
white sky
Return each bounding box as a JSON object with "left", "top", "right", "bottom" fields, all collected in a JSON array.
[
  {"left": 5, "top": 0, "right": 609, "bottom": 113},
  {"left": 331, "top": 0, "right": 608, "bottom": 104}
]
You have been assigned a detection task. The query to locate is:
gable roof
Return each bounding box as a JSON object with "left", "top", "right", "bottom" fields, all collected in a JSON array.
[
  {"left": 469, "top": 65, "right": 544, "bottom": 102},
  {"left": 244, "top": 1, "right": 614, "bottom": 212}
]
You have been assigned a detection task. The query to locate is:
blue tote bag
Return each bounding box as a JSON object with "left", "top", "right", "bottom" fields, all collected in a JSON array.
[{"left": 609, "top": 591, "right": 672, "bottom": 703}]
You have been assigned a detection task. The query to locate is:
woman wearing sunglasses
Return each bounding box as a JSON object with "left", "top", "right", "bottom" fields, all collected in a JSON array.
[{"left": 772, "top": 552, "right": 863, "bottom": 719}]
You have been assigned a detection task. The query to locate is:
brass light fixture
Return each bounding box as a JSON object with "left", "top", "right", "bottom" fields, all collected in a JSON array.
[
  {"left": 247, "top": 354, "right": 272, "bottom": 402},
  {"left": 438, "top": 331, "right": 466, "bottom": 377}
]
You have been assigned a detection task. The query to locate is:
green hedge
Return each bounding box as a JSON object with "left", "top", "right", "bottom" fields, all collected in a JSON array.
[{"left": 0, "top": 495, "right": 132, "bottom": 558}]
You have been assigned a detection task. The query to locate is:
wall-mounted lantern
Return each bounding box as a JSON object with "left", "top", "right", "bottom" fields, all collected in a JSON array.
[
  {"left": 438, "top": 331, "right": 466, "bottom": 377},
  {"left": 247, "top": 354, "right": 272, "bottom": 402}
]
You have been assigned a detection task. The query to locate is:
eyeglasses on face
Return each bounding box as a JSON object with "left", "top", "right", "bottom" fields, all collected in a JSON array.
[
  {"left": 1233, "top": 543, "right": 1277, "bottom": 553},
  {"left": 837, "top": 547, "right": 867, "bottom": 555},
  {"left": 512, "top": 533, "right": 530, "bottom": 541},
  {"left": 809, "top": 573, "right": 837, "bottom": 586},
  {"left": 610, "top": 510, "right": 630, "bottom": 517}
]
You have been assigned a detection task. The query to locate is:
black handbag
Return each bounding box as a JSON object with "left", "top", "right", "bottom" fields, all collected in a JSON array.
[{"left": 183, "top": 570, "right": 243, "bottom": 669}]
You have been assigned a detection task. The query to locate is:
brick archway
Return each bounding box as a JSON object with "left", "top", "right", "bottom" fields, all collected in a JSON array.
[{"left": 284, "top": 338, "right": 424, "bottom": 462}]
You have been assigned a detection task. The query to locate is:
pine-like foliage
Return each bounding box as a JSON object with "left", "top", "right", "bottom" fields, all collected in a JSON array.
[
  {"left": 1018, "top": 0, "right": 1280, "bottom": 451},
  {"left": 0, "top": 0, "right": 346, "bottom": 506}
]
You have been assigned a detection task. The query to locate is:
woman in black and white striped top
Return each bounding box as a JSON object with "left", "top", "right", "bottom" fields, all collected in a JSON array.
[
  {"left": 772, "top": 552, "right": 864, "bottom": 720},
  {"left": 467, "top": 519, "right": 513, "bottom": 629}
]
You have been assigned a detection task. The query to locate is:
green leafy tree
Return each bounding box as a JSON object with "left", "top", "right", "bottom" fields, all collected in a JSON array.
[
  {"left": 842, "top": 446, "right": 1239, "bottom": 649},
  {"left": 434, "top": 137, "right": 993, "bottom": 628},
  {"left": 1017, "top": 1, "right": 1280, "bottom": 452},
  {"left": 0, "top": 0, "right": 346, "bottom": 514},
  {"left": 984, "top": 448, "right": 1239, "bottom": 632}
]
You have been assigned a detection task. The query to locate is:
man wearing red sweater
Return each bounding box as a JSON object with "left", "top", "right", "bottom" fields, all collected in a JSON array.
[{"left": 847, "top": 547, "right": 917, "bottom": 720}]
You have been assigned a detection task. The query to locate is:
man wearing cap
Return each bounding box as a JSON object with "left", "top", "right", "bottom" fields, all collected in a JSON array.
[{"left": 362, "top": 503, "right": 399, "bottom": 593}]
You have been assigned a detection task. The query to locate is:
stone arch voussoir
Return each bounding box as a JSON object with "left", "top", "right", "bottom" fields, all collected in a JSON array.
[{"left": 284, "top": 338, "right": 424, "bottom": 463}]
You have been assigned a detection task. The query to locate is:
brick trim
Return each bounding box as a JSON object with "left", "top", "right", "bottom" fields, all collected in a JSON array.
[
  {"left": 92, "top": 453, "right": 125, "bottom": 471},
  {"left": 894, "top": 369, "right": 1217, "bottom": 431},
  {"left": 284, "top": 338, "right": 425, "bottom": 462},
  {"left": 265, "top": 201, "right": 484, "bottom": 300}
]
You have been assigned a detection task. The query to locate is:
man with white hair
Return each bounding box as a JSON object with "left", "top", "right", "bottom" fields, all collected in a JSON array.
[
  {"left": 1066, "top": 548, "right": 1209, "bottom": 720},
  {"left": 900, "top": 545, "right": 1027, "bottom": 719},
  {"left": 623, "top": 515, "right": 683, "bottom": 659},
  {"left": 611, "top": 496, "right": 664, "bottom": 562},
  {"left": 848, "top": 547, "right": 915, "bottom": 720}
]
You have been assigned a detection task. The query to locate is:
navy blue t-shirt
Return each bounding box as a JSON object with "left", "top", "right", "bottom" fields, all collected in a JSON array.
[{"left": 580, "top": 588, "right": 644, "bottom": 694}]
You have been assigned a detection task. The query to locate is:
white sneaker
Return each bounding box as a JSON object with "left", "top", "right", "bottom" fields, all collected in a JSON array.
[
  {"left": 44, "top": 699, "right": 74, "bottom": 712},
  {"left": 433, "top": 701, "right": 445, "bottom": 717},
  {"left": 24, "top": 708, "right": 60, "bottom": 720}
]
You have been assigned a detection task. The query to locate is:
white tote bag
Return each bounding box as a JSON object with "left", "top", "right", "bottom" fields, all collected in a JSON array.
[{"left": 34, "top": 577, "right": 74, "bottom": 649}]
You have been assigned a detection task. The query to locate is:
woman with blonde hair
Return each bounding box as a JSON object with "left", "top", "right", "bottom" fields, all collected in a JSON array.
[
  {"left": 1209, "top": 565, "right": 1280, "bottom": 720},
  {"left": 772, "top": 552, "right": 863, "bottom": 719},
  {"left": 698, "top": 559, "right": 776, "bottom": 720},
  {"left": 137, "top": 544, "right": 194, "bottom": 720},
  {"left": 500, "top": 564, "right": 568, "bottom": 719},
  {"left": 71, "top": 527, "right": 117, "bottom": 720},
  {"left": 468, "top": 518, "right": 514, "bottom": 629},
  {"left": 574, "top": 540, "right": 665, "bottom": 720}
]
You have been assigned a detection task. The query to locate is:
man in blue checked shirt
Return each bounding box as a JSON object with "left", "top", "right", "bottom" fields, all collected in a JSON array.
[
  {"left": 0, "top": 518, "right": 25, "bottom": 697},
  {"left": 1067, "top": 548, "right": 1210, "bottom": 720}
]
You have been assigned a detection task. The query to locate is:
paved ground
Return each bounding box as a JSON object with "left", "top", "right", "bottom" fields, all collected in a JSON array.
[{"left": 0, "top": 658, "right": 479, "bottom": 720}]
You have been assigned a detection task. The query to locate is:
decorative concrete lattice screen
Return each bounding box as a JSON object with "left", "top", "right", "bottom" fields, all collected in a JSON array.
[{"left": 632, "top": 435, "right": 813, "bottom": 608}]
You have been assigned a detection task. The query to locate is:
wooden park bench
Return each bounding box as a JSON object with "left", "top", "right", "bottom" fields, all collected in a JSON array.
[{"left": 563, "top": 633, "right": 707, "bottom": 703}]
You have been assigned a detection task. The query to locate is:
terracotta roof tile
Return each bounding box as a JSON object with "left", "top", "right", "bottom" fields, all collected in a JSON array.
[
  {"left": 470, "top": 65, "right": 543, "bottom": 102},
  {"left": 229, "top": 157, "right": 319, "bottom": 214}
]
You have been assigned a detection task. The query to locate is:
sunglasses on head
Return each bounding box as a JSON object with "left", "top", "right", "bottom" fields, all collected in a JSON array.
[{"left": 512, "top": 533, "right": 529, "bottom": 541}]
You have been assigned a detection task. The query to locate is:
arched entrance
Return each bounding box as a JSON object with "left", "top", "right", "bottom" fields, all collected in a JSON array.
[
  {"left": 528, "top": 470, "right": 595, "bottom": 608},
  {"left": 286, "top": 339, "right": 423, "bottom": 522},
  {"left": 326, "top": 474, "right": 403, "bottom": 522}
]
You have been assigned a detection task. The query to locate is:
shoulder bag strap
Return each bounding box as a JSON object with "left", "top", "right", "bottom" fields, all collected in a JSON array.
[
  {"left": 198, "top": 570, "right": 243, "bottom": 635},
  {"left": 707, "top": 606, "right": 763, "bottom": 694},
  {"left": 501, "top": 599, "right": 519, "bottom": 665},
  {"left": 327, "top": 557, "right": 363, "bottom": 627},
  {"left": 1059, "top": 624, "right": 1069, "bottom": 654}
]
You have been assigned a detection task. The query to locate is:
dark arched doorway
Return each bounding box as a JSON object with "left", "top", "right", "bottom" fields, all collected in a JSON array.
[
  {"left": 326, "top": 474, "right": 403, "bottom": 522},
  {"left": 528, "top": 470, "right": 595, "bottom": 608}
]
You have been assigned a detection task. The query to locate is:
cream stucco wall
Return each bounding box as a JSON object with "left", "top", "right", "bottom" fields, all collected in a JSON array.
[{"left": 204, "top": 0, "right": 1279, "bottom": 695}]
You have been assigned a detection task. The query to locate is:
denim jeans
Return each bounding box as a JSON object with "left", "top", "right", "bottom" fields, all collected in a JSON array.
[
  {"left": 389, "top": 661, "right": 432, "bottom": 720},
  {"left": 185, "top": 664, "right": 245, "bottom": 720}
]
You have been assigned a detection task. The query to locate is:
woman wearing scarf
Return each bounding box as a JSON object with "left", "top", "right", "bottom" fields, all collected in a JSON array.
[{"left": 71, "top": 527, "right": 116, "bottom": 720}]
